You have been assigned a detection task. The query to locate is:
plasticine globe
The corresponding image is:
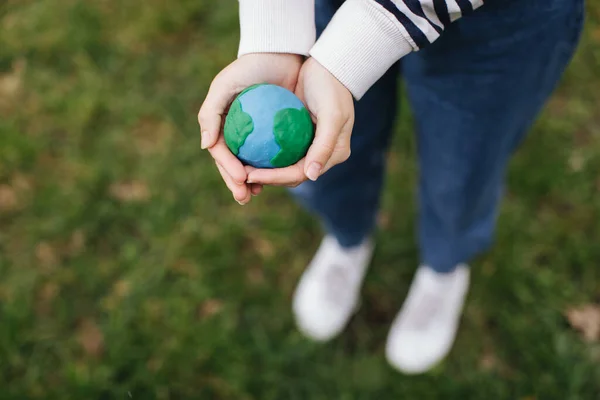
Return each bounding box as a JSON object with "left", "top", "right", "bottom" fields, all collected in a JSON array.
[{"left": 224, "top": 84, "right": 314, "bottom": 168}]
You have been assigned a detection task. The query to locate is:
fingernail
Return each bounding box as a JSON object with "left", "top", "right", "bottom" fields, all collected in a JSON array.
[
  {"left": 246, "top": 179, "right": 254, "bottom": 184},
  {"left": 237, "top": 199, "right": 246, "bottom": 205},
  {"left": 201, "top": 131, "right": 209, "bottom": 149},
  {"left": 306, "top": 162, "right": 322, "bottom": 181}
]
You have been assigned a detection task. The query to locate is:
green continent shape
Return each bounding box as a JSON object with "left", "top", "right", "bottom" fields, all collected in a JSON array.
[
  {"left": 270, "top": 107, "right": 314, "bottom": 168},
  {"left": 223, "top": 97, "right": 253, "bottom": 155}
]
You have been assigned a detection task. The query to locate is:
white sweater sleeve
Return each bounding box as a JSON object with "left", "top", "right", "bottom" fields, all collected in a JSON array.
[
  {"left": 238, "top": 0, "right": 316, "bottom": 57},
  {"left": 311, "top": 0, "right": 484, "bottom": 99}
]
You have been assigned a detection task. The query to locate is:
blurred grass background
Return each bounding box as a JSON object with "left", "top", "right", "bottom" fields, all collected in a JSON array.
[{"left": 1, "top": 0, "right": 599, "bottom": 398}]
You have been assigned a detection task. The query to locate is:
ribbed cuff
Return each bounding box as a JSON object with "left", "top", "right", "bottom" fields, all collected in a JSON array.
[
  {"left": 238, "top": 0, "right": 316, "bottom": 57},
  {"left": 309, "top": 0, "right": 415, "bottom": 99}
]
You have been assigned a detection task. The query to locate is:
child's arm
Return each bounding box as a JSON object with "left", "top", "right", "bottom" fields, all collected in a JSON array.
[
  {"left": 202, "top": 0, "right": 486, "bottom": 196},
  {"left": 310, "top": 0, "right": 484, "bottom": 99},
  {"left": 238, "top": 0, "right": 484, "bottom": 99},
  {"left": 242, "top": 0, "right": 487, "bottom": 187}
]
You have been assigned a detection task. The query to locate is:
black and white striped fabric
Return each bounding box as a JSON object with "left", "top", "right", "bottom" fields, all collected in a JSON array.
[{"left": 374, "top": 0, "right": 484, "bottom": 48}]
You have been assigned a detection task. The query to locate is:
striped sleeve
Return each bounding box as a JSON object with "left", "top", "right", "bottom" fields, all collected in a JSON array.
[
  {"left": 310, "top": 0, "right": 484, "bottom": 99},
  {"left": 375, "top": 0, "right": 482, "bottom": 48}
]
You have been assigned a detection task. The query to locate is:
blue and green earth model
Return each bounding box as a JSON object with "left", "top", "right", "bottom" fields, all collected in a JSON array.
[{"left": 224, "top": 84, "right": 314, "bottom": 169}]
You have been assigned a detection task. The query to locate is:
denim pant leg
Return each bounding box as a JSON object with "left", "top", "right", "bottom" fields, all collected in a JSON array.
[
  {"left": 402, "top": 0, "right": 584, "bottom": 272},
  {"left": 289, "top": 0, "right": 399, "bottom": 248}
]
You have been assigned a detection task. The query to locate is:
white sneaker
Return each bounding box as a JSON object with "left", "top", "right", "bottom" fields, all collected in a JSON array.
[
  {"left": 292, "top": 235, "right": 375, "bottom": 341},
  {"left": 385, "top": 264, "right": 470, "bottom": 374}
]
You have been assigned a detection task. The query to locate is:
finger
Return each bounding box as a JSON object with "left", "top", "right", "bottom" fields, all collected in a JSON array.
[
  {"left": 250, "top": 184, "right": 263, "bottom": 196},
  {"left": 322, "top": 122, "right": 353, "bottom": 174},
  {"left": 244, "top": 164, "right": 263, "bottom": 194},
  {"left": 244, "top": 165, "right": 257, "bottom": 177},
  {"left": 216, "top": 163, "right": 251, "bottom": 205},
  {"left": 246, "top": 160, "right": 306, "bottom": 187},
  {"left": 208, "top": 139, "right": 247, "bottom": 185},
  {"left": 216, "top": 162, "right": 249, "bottom": 203},
  {"left": 304, "top": 112, "right": 350, "bottom": 181},
  {"left": 198, "top": 75, "right": 234, "bottom": 149}
]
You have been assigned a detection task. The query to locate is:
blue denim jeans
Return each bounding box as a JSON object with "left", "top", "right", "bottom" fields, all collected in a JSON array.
[{"left": 291, "top": 0, "right": 584, "bottom": 273}]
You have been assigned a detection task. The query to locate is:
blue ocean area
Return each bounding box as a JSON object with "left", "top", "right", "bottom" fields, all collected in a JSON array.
[{"left": 237, "top": 85, "right": 305, "bottom": 168}]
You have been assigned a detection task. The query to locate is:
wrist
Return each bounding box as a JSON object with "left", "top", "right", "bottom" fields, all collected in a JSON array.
[
  {"left": 236, "top": 53, "right": 303, "bottom": 91},
  {"left": 240, "top": 53, "right": 303, "bottom": 73}
]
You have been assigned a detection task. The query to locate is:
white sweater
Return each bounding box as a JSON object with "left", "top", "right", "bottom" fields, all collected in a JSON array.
[{"left": 238, "top": 0, "right": 484, "bottom": 99}]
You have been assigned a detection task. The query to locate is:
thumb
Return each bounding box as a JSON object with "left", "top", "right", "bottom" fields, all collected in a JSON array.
[
  {"left": 198, "top": 76, "right": 234, "bottom": 149},
  {"left": 303, "top": 112, "right": 349, "bottom": 181}
]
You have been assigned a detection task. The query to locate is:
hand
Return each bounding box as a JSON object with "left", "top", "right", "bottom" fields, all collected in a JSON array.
[
  {"left": 246, "top": 57, "right": 354, "bottom": 187},
  {"left": 198, "top": 53, "right": 303, "bottom": 204}
]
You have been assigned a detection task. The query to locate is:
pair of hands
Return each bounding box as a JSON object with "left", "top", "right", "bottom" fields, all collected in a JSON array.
[{"left": 198, "top": 54, "right": 354, "bottom": 205}]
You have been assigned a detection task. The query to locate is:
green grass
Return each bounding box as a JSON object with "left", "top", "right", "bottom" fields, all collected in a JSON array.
[{"left": 1, "top": 0, "right": 599, "bottom": 398}]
